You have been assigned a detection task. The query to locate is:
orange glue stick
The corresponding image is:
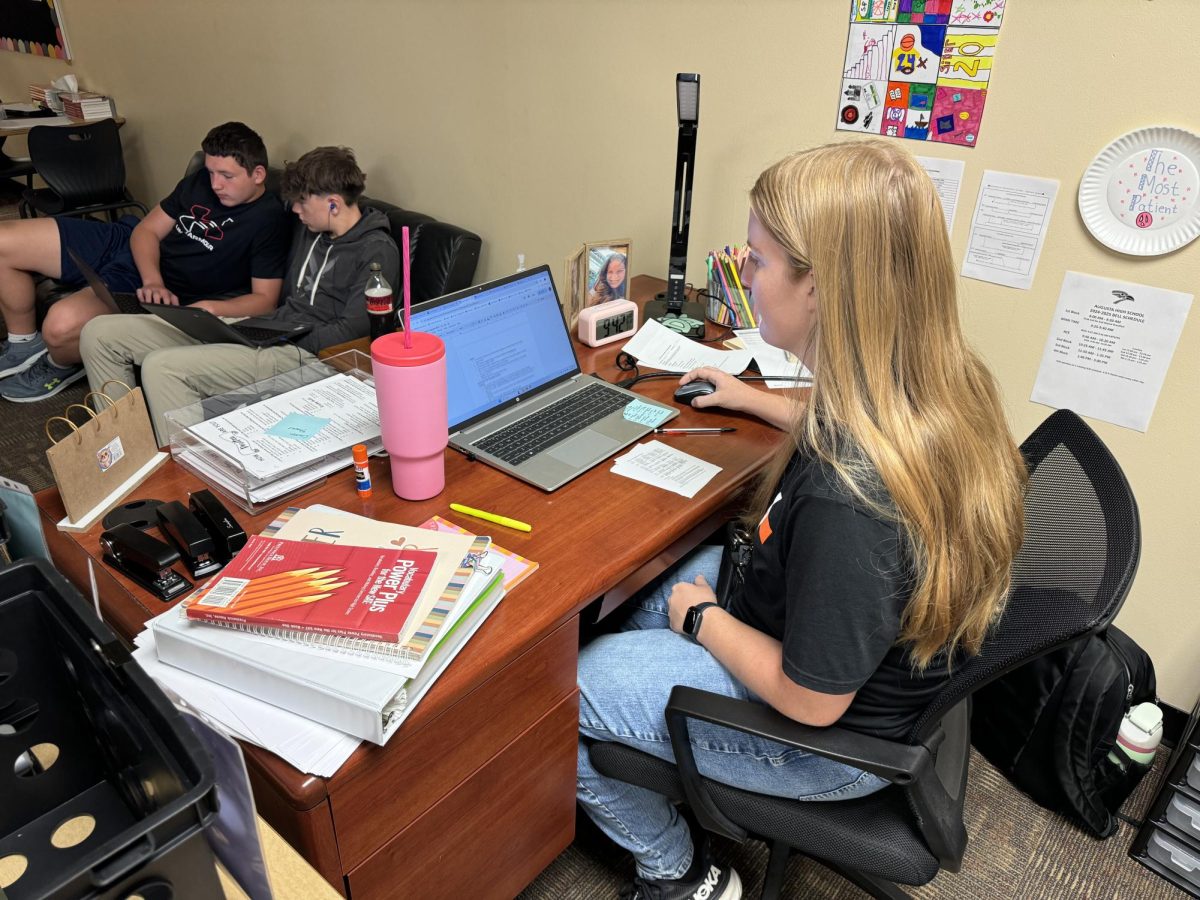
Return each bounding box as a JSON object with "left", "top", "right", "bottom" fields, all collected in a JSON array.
[{"left": 352, "top": 444, "right": 372, "bottom": 498}]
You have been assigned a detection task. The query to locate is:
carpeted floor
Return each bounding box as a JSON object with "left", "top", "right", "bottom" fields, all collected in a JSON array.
[{"left": 518, "top": 749, "right": 1186, "bottom": 899}]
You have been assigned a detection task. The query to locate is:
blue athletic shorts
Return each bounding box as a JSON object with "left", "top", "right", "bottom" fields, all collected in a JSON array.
[{"left": 56, "top": 214, "right": 143, "bottom": 293}]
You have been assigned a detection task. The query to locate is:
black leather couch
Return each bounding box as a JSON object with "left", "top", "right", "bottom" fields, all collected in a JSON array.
[{"left": 346, "top": 196, "right": 480, "bottom": 303}]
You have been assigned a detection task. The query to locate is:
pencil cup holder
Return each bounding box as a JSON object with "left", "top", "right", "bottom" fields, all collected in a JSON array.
[{"left": 371, "top": 331, "right": 448, "bottom": 501}]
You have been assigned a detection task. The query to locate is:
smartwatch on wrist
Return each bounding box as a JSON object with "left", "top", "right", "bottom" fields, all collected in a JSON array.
[{"left": 682, "top": 601, "right": 720, "bottom": 644}]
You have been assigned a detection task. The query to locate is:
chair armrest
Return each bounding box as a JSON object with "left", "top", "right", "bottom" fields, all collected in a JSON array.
[
  {"left": 666, "top": 685, "right": 932, "bottom": 782},
  {"left": 665, "top": 686, "right": 968, "bottom": 867}
]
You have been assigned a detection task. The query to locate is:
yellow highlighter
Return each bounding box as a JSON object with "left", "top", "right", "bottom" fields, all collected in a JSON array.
[{"left": 450, "top": 503, "right": 532, "bottom": 533}]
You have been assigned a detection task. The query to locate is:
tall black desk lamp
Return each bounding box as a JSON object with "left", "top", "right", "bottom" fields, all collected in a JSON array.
[{"left": 644, "top": 73, "right": 707, "bottom": 338}]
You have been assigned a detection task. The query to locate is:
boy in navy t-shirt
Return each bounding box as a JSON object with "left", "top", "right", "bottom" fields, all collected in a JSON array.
[{"left": 0, "top": 121, "right": 290, "bottom": 402}]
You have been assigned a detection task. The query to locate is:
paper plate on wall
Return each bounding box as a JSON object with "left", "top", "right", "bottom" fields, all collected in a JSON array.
[{"left": 1078, "top": 126, "right": 1200, "bottom": 256}]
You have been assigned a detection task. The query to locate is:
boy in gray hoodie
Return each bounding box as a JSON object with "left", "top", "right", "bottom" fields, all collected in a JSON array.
[{"left": 79, "top": 146, "right": 400, "bottom": 444}]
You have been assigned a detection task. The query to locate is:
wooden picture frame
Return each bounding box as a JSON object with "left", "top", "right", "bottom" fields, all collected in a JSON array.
[{"left": 563, "top": 245, "right": 586, "bottom": 327}]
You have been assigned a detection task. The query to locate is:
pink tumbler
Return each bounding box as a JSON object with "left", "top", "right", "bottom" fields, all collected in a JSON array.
[{"left": 371, "top": 331, "right": 448, "bottom": 500}]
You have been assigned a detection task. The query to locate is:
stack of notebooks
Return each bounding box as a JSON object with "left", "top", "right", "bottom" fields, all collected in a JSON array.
[
  {"left": 60, "top": 91, "right": 116, "bottom": 120},
  {"left": 132, "top": 505, "right": 538, "bottom": 777}
]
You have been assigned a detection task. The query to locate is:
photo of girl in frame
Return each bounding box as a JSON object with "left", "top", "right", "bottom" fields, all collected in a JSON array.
[{"left": 585, "top": 240, "right": 631, "bottom": 307}]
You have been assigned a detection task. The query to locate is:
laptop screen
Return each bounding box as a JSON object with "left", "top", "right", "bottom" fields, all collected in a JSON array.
[{"left": 409, "top": 266, "right": 580, "bottom": 431}]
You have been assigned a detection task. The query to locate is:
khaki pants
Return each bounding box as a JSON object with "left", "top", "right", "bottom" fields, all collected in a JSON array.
[{"left": 79, "top": 314, "right": 316, "bottom": 446}]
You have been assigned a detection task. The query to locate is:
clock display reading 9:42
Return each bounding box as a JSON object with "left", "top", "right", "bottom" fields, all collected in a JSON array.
[{"left": 599, "top": 310, "right": 634, "bottom": 338}]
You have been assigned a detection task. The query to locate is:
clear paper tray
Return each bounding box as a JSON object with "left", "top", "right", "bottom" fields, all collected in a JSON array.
[{"left": 164, "top": 350, "right": 381, "bottom": 514}]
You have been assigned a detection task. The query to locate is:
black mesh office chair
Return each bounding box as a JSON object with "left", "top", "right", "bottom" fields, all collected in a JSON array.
[
  {"left": 588, "top": 409, "right": 1141, "bottom": 899},
  {"left": 19, "top": 119, "right": 147, "bottom": 220},
  {"left": 0, "top": 136, "right": 36, "bottom": 212}
]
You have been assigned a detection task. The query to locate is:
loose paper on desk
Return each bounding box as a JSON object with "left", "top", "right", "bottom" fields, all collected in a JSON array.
[
  {"left": 611, "top": 440, "right": 721, "bottom": 499},
  {"left": 1030, "top": 271, "right": 1192, "bottom": 432},
  {"left": 961, "top": 170, "right": 1059, "bottom": 290},
  {"left": 916, "top": 156, "right": 966, "bottom": 233},
  {"left": 0, "top": 115, "right": 74, "bottom": 129},
  {"left": 622, "top": 318, "right": 753, "bottom": 373},
  {"left": 132, "top": 633, "right": 361, "bottom": 777},
  {"left": 187, "top": 373, "right": 379, "bottom": 480},
  {"left": 733, "top": 329, "right": 811, "bottom": 388}
]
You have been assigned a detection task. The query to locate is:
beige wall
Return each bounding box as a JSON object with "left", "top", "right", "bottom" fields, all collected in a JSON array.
[{"left": 4, "top": 0, "right": 1197, "bottom": 706}]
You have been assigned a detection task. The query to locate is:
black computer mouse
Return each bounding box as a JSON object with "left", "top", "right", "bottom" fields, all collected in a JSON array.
[{"left": 673, "top": 379, "right": 717, "bottom": 404}]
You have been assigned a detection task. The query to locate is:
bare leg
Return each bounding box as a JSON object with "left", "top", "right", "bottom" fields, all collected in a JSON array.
[
  {"left": 41, "top": 289, "right": 109, "bottom": 365},
  {"left": 0, "top": 218, "right": 62, "bottom": 335}
]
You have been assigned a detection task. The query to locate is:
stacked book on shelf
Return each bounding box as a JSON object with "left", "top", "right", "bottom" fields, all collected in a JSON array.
[
  {"left": 29, "top": 83, "right": 64, "bottom": 112},
  {"left": 60, "top": 91, "right": 116, "bottom": 120},
  {"left": 132, "top": 506, "right": 538, "bottom": 777}
]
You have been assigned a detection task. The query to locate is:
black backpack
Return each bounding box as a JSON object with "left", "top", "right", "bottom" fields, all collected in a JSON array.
[{"left": 970, "top": 625, "right": 1157, "bottom": 838}]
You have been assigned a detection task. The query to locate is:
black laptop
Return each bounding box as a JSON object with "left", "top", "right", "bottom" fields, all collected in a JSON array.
[{"left": 68, "top": 248, "right": 311, "bottom": 348}]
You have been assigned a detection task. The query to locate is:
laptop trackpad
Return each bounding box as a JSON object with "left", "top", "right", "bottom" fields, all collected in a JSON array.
[{"left": 546, "top": 431, "right": 619, "bottom": 466}]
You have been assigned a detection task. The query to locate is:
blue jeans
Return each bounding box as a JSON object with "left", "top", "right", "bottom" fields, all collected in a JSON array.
[{"left": 576, "top": 545, "right": 888, "bottom": 881}]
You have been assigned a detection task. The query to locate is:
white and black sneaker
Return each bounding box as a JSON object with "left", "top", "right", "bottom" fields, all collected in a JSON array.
[{"left": 620, "top": 857, "right": 742, "bottom": 900}]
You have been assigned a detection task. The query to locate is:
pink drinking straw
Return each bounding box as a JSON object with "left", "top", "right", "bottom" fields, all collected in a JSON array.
[{"left": 402, "top": 225, "right": 413, "bottom": 349}]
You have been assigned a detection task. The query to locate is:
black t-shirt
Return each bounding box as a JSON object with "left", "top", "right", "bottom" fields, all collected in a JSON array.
[
  {"left": 727, "top": 453, "right": 949, "bottom": 740},
  {"left": 157, "top": 168, "right": 291, "bottom": 303}
]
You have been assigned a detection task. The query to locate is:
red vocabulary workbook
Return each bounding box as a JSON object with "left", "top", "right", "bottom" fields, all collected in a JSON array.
[{"left": 184, "top": 535, "right": 437, "bottom": 642}]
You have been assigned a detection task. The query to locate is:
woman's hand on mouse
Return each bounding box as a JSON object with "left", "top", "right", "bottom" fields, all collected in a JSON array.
[
  {"left": 680, "top": 368, "right": 759, "bottom": 412},
  {"left": 680, "top": 367, "right": 798, "bottom": 429}
]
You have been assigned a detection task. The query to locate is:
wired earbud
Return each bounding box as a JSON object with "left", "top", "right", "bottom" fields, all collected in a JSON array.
[{"left": 328, "top": 200, "right": 337, "bottom": 213}]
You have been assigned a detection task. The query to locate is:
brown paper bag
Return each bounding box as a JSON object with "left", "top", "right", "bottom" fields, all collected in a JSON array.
[{"left": 45, "top": 382, "right": 162, "bottom": 525}]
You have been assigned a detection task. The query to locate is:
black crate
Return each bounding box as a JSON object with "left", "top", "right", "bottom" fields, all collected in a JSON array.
[{"left": 0, "top": 559, "right": 221, "bottom": 899}]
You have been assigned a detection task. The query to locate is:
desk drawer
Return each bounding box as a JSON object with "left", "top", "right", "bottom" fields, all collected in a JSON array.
[
  {"left": 330, "top": 616, "right": 578, "bottom": 871},
  {"left": 346, "top": 690, "right": 578, "bottom": 900}
]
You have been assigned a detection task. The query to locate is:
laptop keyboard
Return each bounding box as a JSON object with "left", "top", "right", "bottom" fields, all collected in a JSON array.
[
  {"left": 113, "top": 293, "right": 146, "bottom": 315},
  {"left": 233, "top": 323, "right": 295, "bottom": 343},
  {"left": 474, "top": 382, "right": 631, "bottom": 465}
]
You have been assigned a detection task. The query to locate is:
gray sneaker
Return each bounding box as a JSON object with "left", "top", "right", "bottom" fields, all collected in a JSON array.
[
  {"left": 0, "top": 354, "right": 86, "bottom": 403},
  {"left": 0, "top": 334, "right": 48, "bottom": 378}
]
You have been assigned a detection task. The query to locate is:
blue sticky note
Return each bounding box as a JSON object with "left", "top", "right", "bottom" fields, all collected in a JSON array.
[
  {"left": 266, "top": 412, "right": 331, "bottom": 441},
  {"left": 623, "top": 399, "right": 673, "bottom": 427}
]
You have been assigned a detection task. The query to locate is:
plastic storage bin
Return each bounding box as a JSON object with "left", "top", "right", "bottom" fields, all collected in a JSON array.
[
  {"left": 1148, "top": 831, "right": 1200, "bottom": 891},
  {"left": 0, "top": 559, "right": 221, "bottom": 899},
  {"left": 1169, "top": 793, "right": 1200, "bottom": 842}
]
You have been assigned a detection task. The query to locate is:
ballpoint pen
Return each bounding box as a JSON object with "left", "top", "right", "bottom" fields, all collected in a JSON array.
[
  {"left": 449, "top": 502, "right": 533, "bottom": 532},
  {"left": 653, "top": 427, "right": 737, "bottom": 434}
]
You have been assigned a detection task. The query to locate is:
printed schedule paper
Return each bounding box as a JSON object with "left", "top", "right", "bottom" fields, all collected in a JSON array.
[
  {"left": 915, "top": 156, "right": 965, "bottom": 233},
  {"left": 961, "top": 170, "right": 1059, "bottom": 289},
  {"left": 1030, "top": 271, "right": 1192, "bottom": 432}
]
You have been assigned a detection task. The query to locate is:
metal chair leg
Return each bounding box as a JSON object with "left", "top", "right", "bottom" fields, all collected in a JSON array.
[{"left": 760, "top": 840, "right": 791, "bottom": 900}]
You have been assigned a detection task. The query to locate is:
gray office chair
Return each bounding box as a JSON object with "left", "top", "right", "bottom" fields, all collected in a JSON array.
[{"left": 588, "top": 409, "right": 1141, "bottom": 898}]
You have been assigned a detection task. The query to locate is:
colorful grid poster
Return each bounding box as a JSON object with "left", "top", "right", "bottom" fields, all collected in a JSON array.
[{"left": 837, "top": 0, "right": 1004, "bottom": 148}]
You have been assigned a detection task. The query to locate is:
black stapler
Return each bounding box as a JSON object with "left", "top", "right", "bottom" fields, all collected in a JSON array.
[
  {"left": 188, "top": 489, "right": 247, "bottom": 564},
  {"left": 100, "top": 523, "right": 192, "bottom": 601},
  {"left": 156, "top": 500, "right": 223, "bottom": 578}
]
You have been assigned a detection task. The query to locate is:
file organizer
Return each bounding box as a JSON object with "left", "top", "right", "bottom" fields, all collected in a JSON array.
[
  {"left": 0, "top": 558, "right": 220, "bottom": 899},
  {"left": 165, "top": 349, "right": 383, "bottom": 514}
]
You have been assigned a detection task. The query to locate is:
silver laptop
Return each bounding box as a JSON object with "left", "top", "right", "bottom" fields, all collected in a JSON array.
[{"left": 408, "top": 265, "right": 677, "bottom": 491}]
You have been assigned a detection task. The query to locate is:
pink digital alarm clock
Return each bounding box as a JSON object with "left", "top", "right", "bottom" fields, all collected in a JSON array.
[{"left": 577, "top": 299, "right": 638, "bottom": 347}]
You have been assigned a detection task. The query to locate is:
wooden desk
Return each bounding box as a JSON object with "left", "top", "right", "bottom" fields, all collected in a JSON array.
[
  {"left": 35, "top": 277, "right": 788, "bottom": 898},
  {"left": 0, "top": 115, "right": 125, "bottom": 139}
]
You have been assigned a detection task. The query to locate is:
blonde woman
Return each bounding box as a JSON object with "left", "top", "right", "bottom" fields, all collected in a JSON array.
[{"left": 576, "top": 140, "right": 1027, "bottom": 900}]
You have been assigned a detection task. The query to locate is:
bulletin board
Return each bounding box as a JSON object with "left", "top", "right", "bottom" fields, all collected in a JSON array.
[
  {"left": 837, "top": 0, "right": 1003, "bottom": 147},
  {"left": 0, "top": 0, "right": 72, "bottom": 60}
]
